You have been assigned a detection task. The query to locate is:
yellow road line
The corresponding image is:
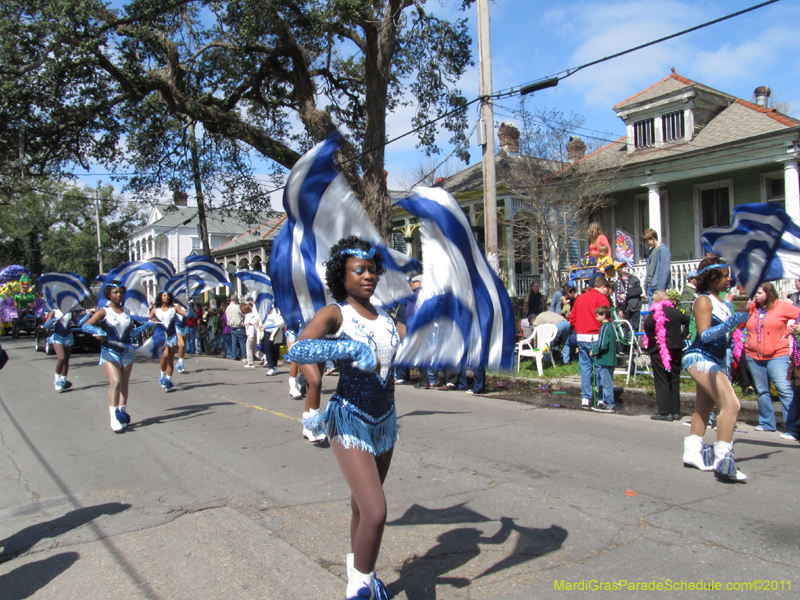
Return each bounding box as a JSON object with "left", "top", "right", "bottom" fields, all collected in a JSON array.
[{"left": 214, "top": 394, "right": 301, "bottom": 422}]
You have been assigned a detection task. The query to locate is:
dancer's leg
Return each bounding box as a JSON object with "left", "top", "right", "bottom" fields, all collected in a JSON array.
[
  {"left": 689, "top": 366, "right": 739, "bottom": 442},
  {"left": 331, "top": 441, "right": 394, "bottom": 574}
]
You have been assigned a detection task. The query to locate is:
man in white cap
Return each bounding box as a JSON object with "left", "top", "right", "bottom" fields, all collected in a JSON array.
[{"left": 680, "top": 270, "right": 698, "bottom": 304}]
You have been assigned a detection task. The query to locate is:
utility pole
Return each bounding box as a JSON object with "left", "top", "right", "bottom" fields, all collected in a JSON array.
[
  {"left": 94, "top": 187, "right": 104, "bottom": 274},
  {"left": 477, "top": 0, "right": 499, "bottom": 274},
  {"left": 188, "top": 117, "right": 211, "bottom": 257}
]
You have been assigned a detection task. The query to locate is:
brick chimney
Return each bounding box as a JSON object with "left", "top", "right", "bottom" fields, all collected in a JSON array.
[
  {"left": 434, "top": 177, "right": 445, "bottom": 186},
  {"left": 498, "top": 122, "right": 520, "bottom": 154},
  {"left": 173, "top": 191, "right": 189, "bottom": 206},
  {"left": 567, "top": 136, "right": 586, "bottom": 163}
]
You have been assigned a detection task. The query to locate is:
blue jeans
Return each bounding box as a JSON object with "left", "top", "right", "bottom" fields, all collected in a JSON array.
[
  {"left": 597, "top": 364, "right": 615, "bottom": 407},
  {"left": 554, "top": 321, "right": 572, "bottom": 365},
  {"left": 229, "top": 327, "right": 247, "bottom": 360},
  {"left": 220, "top": 332, "right": 230, "bottom": 356},
  {"left": 577, "top": 340, "right": 596, "bottom": 401},
  {"left": 186, "top": 328, "right": 196, "bottom": 355},
  {"left": 472, "top": 366, "right": 486, "bottom": 393},
  {"left": 207, "top": 330, "right": 218, "bottom": 353},
  {"left": 746, "top": 355, "right": 795, "bottom": 431}
]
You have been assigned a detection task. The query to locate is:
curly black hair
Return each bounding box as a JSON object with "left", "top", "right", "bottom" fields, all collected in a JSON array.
[
  {"left": 102, "top": 280, "right": 126, "bottom": 300},
  {"left": 157, "top": 290, "right": 174, "bottom": 307},
  {"left": 325, "top": 236, "right": 385, "bottom": 302},
  {"left": 694, "top": 256, "right": 729, "bottom": 294}
]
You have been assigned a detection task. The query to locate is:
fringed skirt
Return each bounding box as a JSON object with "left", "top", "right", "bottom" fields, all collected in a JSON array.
[
  {"left": 99, "top": 346, "right": 136, "bottom": 368},
  {"left": 683, "top": 351, "right": 724, "bottom": 375},
  {"left": 303, "top": 394, "right": 398, "bottom": 456},
  {"left": 48, "top": 333, "right": 74, "bottom": 347},
  {"left": 165, "top": 334, "right": 179, "bottom": 348}
]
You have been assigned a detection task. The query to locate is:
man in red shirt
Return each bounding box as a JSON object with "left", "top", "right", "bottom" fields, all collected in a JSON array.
[{"left": 569, "top": 276, "right": 612, "bottom": 407}]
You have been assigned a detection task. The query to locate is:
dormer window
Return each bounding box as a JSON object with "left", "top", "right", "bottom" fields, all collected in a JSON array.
[
  {"left": 634, "top": 118, "right": 655, "bottom": 149},
  {"left": 662, "top": 110, "right": 685, "bottom": 142}
]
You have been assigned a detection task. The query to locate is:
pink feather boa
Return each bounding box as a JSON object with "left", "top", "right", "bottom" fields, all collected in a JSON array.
[
  {"left": 651, "top": 299, "right": 674, "bottom": 371},
  {"left": 732, "top": 328, "right": 744, "bottom": 361}
]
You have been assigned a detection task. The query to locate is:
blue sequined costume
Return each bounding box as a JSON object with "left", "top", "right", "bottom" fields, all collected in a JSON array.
[
  {"left": 154, "top": 306, "right": 179, "bottom": 347},
  {"left": 307, "top": 303, "right": 401, "bottom": 456},
  {"left": 682, "top": 293, "right": 733, "bottom": 373},
  {"left": 95, "top": 309, "right": 137, "bottom": 367},
  {"left": 47, "top": 310, "right": 75, "bottom": 347}
]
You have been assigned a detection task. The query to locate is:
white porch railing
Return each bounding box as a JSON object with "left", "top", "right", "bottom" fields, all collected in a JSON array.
[{"left": 540, "top": 260, "right": 797, "bottom": 298}]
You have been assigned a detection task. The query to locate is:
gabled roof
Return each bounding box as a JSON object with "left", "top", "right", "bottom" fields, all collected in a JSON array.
[
  {"left": 576, "top": 79, "right": 800, "bottom": 173},
  {"left": 211, "top": 214, "right": 287, "bottom": 255},
  {"left": 131, "top": 204, "right": 262, "bottom": 238},
  {"left": 614, "top": 71, "right": 734, "bottom": 111},
  {"left": 433, "top": 151, "right": 562, "bottom": 195}
]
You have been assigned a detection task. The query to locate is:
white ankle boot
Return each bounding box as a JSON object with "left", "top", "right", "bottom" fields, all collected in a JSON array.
[
  {"left": 109, "top": 406, "right": 124, "bottom": 433},
  {"left": 713, "top": 441, "right": 747, "bottom": 481},
  {"left": 683, "top": 435, "right": 714, "bottom": 470},
  {"left": 289, "top": 376, "right": 302, "bottom": 398},
  {"left": 346, "top": 567, "right": 374, "bottom": 599}
]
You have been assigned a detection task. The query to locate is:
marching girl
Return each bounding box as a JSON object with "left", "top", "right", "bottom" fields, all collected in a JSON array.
[
  {"left": 42, "top": 308, "right": 91, "bottom": 392},
  {"left": 682, "top": 256, "right": 749, "bottom": 481},
  {"left": 175, "top": 310, "right": 188, "bottom": 373},
  {"left": 149, "top": 291, "right": 187, "bottom": 392},
  {"left": 289, "top": 237, "right": 401, "bottom": 600},
  {"left": 82, "top": 280, "right": 154, "bottom": 433}
]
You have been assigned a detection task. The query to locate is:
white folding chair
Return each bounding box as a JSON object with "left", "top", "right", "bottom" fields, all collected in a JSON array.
[
  {"left": 516, "top": 323, "right": 558, "bottom": 376},
  {"left": 632, "top": 331, "right": 653, "bottom": 383},
  {"left": 612, "top": 319, "right": 636, "bottom": 385}
]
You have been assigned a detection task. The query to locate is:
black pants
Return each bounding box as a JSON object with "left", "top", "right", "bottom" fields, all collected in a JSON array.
[{"left": 652, "top": 349, "right": 683, "bottom": 415}]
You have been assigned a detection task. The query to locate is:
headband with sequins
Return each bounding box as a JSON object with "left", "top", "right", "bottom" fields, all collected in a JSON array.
[
  {"left": 103, "top": 279, "right": 125, "bottom": 289},
  {"left": 332, "top": 247, "right": 376, "bottom": 260},
  {"left": 697, "top": 264, "right": 730, "bottom": 276}
]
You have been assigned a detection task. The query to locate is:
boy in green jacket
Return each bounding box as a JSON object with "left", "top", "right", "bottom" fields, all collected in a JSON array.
[{"left": 591, "top": 305, "right": 618, "bottom": 412}]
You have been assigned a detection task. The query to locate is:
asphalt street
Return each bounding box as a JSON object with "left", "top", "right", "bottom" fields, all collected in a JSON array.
[{"left": 0, "top": 335, "right": 798, "bottom": 599}]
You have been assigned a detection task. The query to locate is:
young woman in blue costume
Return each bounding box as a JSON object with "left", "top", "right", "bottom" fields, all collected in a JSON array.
[
  {"left": 149, "top": 291, "right": 187, "bottom": 392},
  {"left": 42, "top": 308, "right": 91, "bottom": 392},
  {"left": 289, "top": 237, "right": 400, "bottom": 600},
  {"left": 82, "top": 281, "right": 154, "bottom": 433},
  {"left": 682, "top": 256, "right": 749, "bottom": 481}
]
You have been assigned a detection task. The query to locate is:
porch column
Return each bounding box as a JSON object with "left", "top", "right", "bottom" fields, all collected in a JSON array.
[
  {"left": 784, "top": 160, "right": 800, "bottom": 222},
  {"left": 645, "top": 183, "right": 662, "bottom": 240},
  {"left": 505, "top": 223, "right": 517, "bottom": 297}
]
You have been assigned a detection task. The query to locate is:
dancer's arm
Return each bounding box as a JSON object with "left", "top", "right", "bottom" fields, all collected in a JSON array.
[
  {"left": 292, "top": 305, "right": 345, "bottom": 412},
  {"left": 695, "top": 296, "right": 747, "bottom": 342},
  {"left": 82, "top": 309, "right": 107, "bottom": 339},
  {"left": 42, "top": 311, "right": 57, "bottom": 329}
]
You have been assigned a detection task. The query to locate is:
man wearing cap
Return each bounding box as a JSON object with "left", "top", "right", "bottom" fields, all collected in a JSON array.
[
  {"left": 614, "top": 262, "right": 642, "bottom": 330},
  {"left": 681, "top": 270, "right": 699, "bottom": 304}
]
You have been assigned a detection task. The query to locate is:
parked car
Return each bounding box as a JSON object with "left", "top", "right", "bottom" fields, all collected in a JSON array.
[{"left": 35, "top": 311, "right": 101, "bottom": 354}]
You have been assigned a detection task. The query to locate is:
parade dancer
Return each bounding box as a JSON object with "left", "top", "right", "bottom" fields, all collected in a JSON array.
[
  {"left": 175, "top": 311, "right": 188, "bottom": 373},
  {"left": 682, "top": 257, "right": 749, "bottom": 481},
  {"left": 149, "top": 291, "right": 187, "bottom": 392},
  {"left": 42, "top": 308, "right": 90, "bottom": 392},
  {"left": 289, "top": 237, "right": 399, "bottom": 600},
  {"left": 82, "top": 280, "right": 154, "bottom": 433}
]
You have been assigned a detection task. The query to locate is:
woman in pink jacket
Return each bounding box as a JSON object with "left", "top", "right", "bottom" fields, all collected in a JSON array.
[{"left": 743, "top": 282, "right": 800, "bottom": 436}]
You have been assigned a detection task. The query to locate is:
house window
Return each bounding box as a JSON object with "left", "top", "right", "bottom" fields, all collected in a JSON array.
[
  {"left": 766, "top": 175, "right": 785, "bottom": 209},
  {"left": 700, "top": 187, "right": 730, "bottom": 229},
  {"left": 634, "top": 118, "right": 655, "bottom": 149},
  {"left": 191, "top": 237, "right": 202, "bottom": 250},
  {"left": 662, "top": 110, "right": 684, "bottom": 142}
]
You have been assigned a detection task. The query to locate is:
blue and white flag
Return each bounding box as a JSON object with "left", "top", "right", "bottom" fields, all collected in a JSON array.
[
  {"left": 235, "top": 270, "right": 275, "bottom": 325},
  {"left": 183, "top": 255, "right": 232, "bottom": 297},
  {"left": 269, "top": 134, "right": 421, "bottom": 332},
  {"left": 701, "top": 202, "right": 800, "bottom": 297},
  {"left": 393, "top": 187, "right": 517, "bottom": 371},
  {"left": 98, "top": 259, "right": 177, "bottom": 316},
  {"left": 38, "top": 272, "right": 90, "bottom": 313}
]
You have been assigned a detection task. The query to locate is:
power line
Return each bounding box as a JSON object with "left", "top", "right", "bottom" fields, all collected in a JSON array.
[{"left": 492, "top": 0, "right": 781, "bottom": 100}]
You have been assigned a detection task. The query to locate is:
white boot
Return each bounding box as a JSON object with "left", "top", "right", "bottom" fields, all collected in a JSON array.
[
  {"left": 109, "top": 406, "right": 124, "bottom": 433},
  {"left": 346, "top": 567, "right": 374, "bottom": 600},
  {"left": 289, "top": 376, "right": 302, "bottom": 398},
  {"left": 683, "top": 435, "right": 715, "bottom": 470},
  {"left": 713, "top": 441, "right": 747, "bottom": 481}
]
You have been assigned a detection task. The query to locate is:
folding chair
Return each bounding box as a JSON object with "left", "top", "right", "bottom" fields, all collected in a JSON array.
[
  {"left": 612, "top": 319, "right": 636, "bottom": 385},
  {"left": 632, "top": 331, "right": 653, "bottom": 383},
  {"left": 516, "top": 323, "right": 558, "bottom": 376}
]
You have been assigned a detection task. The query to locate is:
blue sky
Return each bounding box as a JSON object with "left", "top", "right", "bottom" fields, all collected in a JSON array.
[
  {"left": 77, "top": 0, "right": 800, "bottom": 206},
  {"left": 383, "top": 0, "right": 800, "bottom": 189}
]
